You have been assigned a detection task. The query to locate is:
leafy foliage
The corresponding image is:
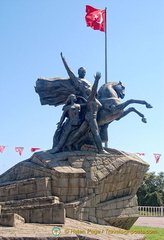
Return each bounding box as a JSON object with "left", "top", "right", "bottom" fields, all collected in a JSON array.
[{"left": 137, "top": 172, "right": 164, "bottom": 206}]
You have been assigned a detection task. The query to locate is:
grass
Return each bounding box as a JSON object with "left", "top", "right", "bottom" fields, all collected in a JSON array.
[{"left": 130, "top": 226, "right": 164, "bottom": 240}]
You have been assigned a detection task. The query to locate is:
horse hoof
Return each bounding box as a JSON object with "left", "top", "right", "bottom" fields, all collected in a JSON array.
[
  {"left": 142, "top": 117, "right": 147, "bottom": 123},
  {"left": 99, "top": 150, "right": 110, "bottom": 154},
  {"left": 146, "top": 103, "right": 153, "bottom": 108}
]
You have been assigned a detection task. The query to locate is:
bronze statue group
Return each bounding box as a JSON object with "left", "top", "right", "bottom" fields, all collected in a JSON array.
[{"left": 35, "top": 53, "right": 153, "bottom": 154}]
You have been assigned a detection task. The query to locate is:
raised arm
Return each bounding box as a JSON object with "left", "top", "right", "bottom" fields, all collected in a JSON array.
[
  {"left": 60, "top": 52, "right": 75, "bottom": 78},
  {"left": 88, "top": 72, "right": 101, "bottom": 100}
]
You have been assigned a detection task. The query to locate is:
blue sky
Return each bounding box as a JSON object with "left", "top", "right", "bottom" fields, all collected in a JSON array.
[{"left": 0, "top": 0, "right": 164, "bottom": 175}]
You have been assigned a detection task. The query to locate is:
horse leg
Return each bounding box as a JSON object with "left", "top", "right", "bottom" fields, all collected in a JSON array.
[
  {"left": 115, "top": 99, "right": 153, "bottom": 111},
  {"left": 99, "top": 123, "right": 109, "bottom": 142},
  {"left": 115, "top": 107, "right": 147, "bottom": 123}
]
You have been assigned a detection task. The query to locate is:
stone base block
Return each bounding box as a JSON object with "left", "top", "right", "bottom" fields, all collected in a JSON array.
[
  {"left": 0, "top": 148, "right": 149, "bottom": 230},
  {"left": 105, "top": 216, "right": 139, "bottom": 230},
  {"left": 0, "top": 177, "right": 52, "bottom": 201},
  {"left": 0, "top": 196, "right": 60, "bottom": 208},
  {"left": 3, "top": 203, "right": 65, "bottom": 224},
  {"left": 0, "top": 213, "right": 25, "bottom": 227}
]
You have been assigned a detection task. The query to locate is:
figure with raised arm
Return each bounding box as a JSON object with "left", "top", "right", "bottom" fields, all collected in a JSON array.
[
  {"left": 60, "top": 52, "right": 92, "bottom": 99},
  {"left": 67, "top": 72, "right": 107, "bottom": 154}
]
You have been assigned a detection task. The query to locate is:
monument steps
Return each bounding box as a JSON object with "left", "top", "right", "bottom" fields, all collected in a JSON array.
[
  {"left": 0, "top": 149, "right": 149, "bottom": 229},
  {"left": 1, "top": 197, "right": 64, "bottom": 224},
  {"left": 0, "top": 213, "right": 25, "bottom": 227},
  {"left": 0, "top": 195, "right": 60, "bottom": 207},
  {"left": 2, "top": 202, "right": 65, "bottom": 224}
]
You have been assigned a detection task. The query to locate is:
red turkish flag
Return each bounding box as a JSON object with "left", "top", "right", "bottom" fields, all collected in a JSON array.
[
  {"left": 31, "top": 148, "right": 40, "bottom": 152},
  {"left": 153, "top": 154, "right": 161, "bottom": 163},
  {"left": 15, "top": 147, "right": 24, "bottom": 156},
  {"left": 0, "top": 146, "right": 5, "bottom": 153},
  {"left": 85, "top": 5, "right": 106, "bottom": 32}
]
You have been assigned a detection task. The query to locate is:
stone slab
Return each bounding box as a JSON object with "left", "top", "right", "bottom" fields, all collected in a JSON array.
[
  {"left": 2, "top": 203, "right": 65, "bottom": 224},
  {"left": 0, "top": 177, "right": 52, "bottom": 201},
  {"left": 0, "top": 213, "right": 25, "bottom": 227},
  {"left": 0, "top": 196, "right": 60, "bottom": 207}
]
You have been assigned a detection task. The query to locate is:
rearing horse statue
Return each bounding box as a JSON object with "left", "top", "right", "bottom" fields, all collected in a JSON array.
[
  {"left": 97, "top": 81, "right": 153, "bottom": 142},
  {"left": 35, "top": 53, "right": 153, "bottom": 151}
]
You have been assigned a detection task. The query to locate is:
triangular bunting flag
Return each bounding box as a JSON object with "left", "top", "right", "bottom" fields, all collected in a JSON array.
[
  {"left": 0, "top": 146, "right": 5, "bottom": 153},
  {"left": 15, "top": 147, "right": 24, "bottom": 156},
  {"left": 136, "top": 153, "right": 145, "bottom": 156},
  {"left": 153, "top": 153, "right": 161, "bottom": 163},
  {"left": 31, "top": 148, "right": 40, "bottom": 152}
]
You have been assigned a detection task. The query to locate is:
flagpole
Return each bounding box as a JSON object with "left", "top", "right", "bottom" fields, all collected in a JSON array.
[{"left": 105, "top": 7, "right": 108, "bottom": 148}]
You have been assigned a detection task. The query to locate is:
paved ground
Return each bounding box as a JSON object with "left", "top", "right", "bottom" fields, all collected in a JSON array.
[
  {"left": 0, "top": 217, "right": 163, "bottom": 239},
  {"left": 0, "top": 218, "right": 145, "bottom": 240},
  {"left": 134, "top": 217, "right": 164, "bottom": 228}
]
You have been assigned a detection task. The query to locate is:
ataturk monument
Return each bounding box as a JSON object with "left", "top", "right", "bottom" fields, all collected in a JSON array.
[{"left": 0, "top": 53, "right": 152, "bottom": 234}]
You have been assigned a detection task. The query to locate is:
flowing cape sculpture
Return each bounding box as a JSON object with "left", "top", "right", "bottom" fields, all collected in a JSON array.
[{"left": 35, "top": 53, "right": 153, "bottom": 153}]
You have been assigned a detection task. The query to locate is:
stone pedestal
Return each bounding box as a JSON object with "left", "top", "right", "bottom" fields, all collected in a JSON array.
[
  {"left": 0, "top": 147, "right": 149, "bottom": 229},
  {"left": 0, "top": 213, "right": 25, "bottom": 227}
]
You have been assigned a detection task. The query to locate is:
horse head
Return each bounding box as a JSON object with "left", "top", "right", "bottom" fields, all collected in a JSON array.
[
  {"left": 97, "top": 81, "right": 126, "bottom": 129},
  {"left": 97, "top": 81, "right": 125, "bottom": 100},
  {"left": 113, "top": 81, "right": 125, "bottom": 99}
]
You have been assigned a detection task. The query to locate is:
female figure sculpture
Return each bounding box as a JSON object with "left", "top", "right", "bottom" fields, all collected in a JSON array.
[{"left": 51, "top": 94, "right": 85, "bottom": 153}]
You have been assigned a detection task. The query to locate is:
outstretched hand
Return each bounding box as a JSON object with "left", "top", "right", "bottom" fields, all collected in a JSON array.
[
  {"left": 94, "top": 72, "right": 101, "bottom": 81},
  {"left": 146, "top": 103, "right": 153, "bottom": 108}
]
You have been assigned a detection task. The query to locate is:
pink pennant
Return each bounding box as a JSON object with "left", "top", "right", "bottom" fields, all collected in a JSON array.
[
  {"left": 153, "top": 153, "right": 161, "bottom": 163},
  {"left": 136, "top": 153, "right": 145, "bottom": 156},
  {"left": 31, "top": 148, "right": 40, "bottom": 152},
  {"left": 0, "top": 146, "right": 5, "bottom": 153},
  {"left": 15, "top": 147, "right": 24, "bottom": 156}
]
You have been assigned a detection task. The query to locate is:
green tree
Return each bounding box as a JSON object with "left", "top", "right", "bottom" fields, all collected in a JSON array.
[
  {"left": 145, "top": 191, "right": 163, "bottom": 206},
  {"left": 137, "top": 172, "right": 164, "bottom": 206}
]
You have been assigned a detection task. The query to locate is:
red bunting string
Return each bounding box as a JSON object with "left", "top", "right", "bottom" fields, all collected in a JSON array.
[
  {"left": 136, "top": 152, "right": 162, "bottom": 163},
  {"left": 0, "top": 145, "right": 41, "bottom": 155},
  {"left": 0, "top": 145, "right": 162, "bottom": 163}
]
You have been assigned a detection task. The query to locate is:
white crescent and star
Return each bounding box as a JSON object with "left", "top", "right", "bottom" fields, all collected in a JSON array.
[{"left": 94, "top": 12, "right": 103, "bottom": 24}]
